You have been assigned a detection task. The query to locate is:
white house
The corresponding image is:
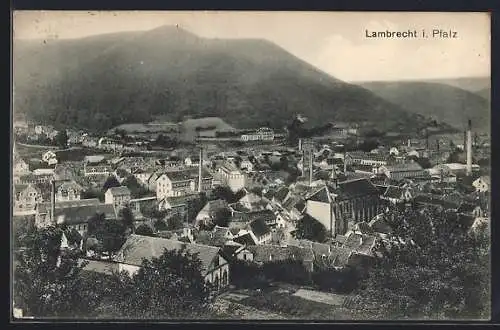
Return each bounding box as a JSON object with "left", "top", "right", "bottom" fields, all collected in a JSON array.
[
  {"left": 472, "top": 176, "right": 490, "bottom": 193},
  {"left": 115, "top": 235, "right": 230, "bottom": 290},
  {"left": 105, "top": 186, "right": 132, "bottom": 215},
  {"left": 42, "top": 151, "right": 58, "bottom": 166},
  {"left": 217, "top": 162, "right": 246, "bottom": 192}
]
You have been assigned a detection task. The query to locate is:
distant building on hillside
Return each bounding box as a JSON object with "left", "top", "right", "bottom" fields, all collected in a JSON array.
[{"left": 241, "top": 127, "right": 274, "bottom": 142}]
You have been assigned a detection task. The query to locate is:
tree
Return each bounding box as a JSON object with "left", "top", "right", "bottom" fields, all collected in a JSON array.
[
  {"left": 87, "top": 213, "right": 127, "bottom": 257},
  {"left": 295, "top": 214, "right": 327, "bottom": 243},
  {"left": 119, "top": 206, "right": 135, "bottom": 233},
  {"left": 13, "top": 225, "right": 99, "bottom": 317},
  {"left": 102, "top": 176, "right": 120, "bottom": 192},
  {"left": 123, "top": 175, "right": 150, "bottom": 199},
  {"left": 167, "top": 216, "right": 184, "bottom": 231},
  {"left": 212, "top": 208, "right": 232, "bottom": 228},
  {"left": 54, "top": 130, "right": 68, "bottom": 149},
  {"left": 154, "top": 219, "right": 169, "bottom": 232},
  {"left": 354, "top": 206, "right": 490, "bottom": 320},
  {"left": 135, "top": 224, "right": 155, "bottom": 237},
  {"left": 110, "top": 248, "right": 214, "bottom": 319}
]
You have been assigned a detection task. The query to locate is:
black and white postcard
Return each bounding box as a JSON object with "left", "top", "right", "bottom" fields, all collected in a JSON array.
[{"left": 11, "top": 11, "right": 491, "bottom": 321}]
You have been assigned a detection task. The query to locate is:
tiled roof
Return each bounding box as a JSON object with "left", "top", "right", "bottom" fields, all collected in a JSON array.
[
  {"left": 116, "top": 234, "right": 221, "bottom": 274},
  {"left": 346, "top": 151, "right": 388, "bottom": 162},
  {"left": 54, "top": 203, "right": 116, "bottom": 225},
  {"left": 336, "top": 179, "right": 379, "bottom": 199},
  {"left": 342, "top": 233, "right": 377, "bottom": 256},
  {"left": 249, "top": 218, "right": 271, "bottom": 237},
  {"left": 385, "top": 162, "right": 423, "bottom": 172},
  {"left": 165, "top": 194, "right": 198, "bottom": 207},
  {"left": 274, "top": 187, "right": 290, "bottom": 203},
  {"left": 165, "top": 168, "right": 212, "bottom": 182},
  {"left": 36, "top": 198, "right": 101, "bottom": 214},
  {"left": 307, "top": 186, "right": 332, "bottom": 204},
  {"left": 414, "top": 194, "right": 460, "bottom": 209},
  {"left": 247, "top": 244, "right": 314, "bottom": 263},
  {"left": 330, "top": 247, "right": 353, "bottom": 267},
  {"left": 233, "top": 233, "right": 257, "bottom": 246},
  {"left": 107, "top": 186, "right": 131, "bottom": 196}
]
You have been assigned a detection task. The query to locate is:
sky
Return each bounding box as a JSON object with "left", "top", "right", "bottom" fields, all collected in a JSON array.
[{"left": 13, "top": 11, "right": 490, "bottom": 82}]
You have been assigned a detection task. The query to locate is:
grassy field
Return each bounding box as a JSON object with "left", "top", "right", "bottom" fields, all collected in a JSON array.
[{"left": 221, "top": 285, "right": 355, "bottom": 320}]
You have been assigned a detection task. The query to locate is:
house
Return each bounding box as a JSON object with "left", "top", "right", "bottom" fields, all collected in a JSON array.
[
  {"left": 42, "top": 151, "right": 58, "bottom": 166},
  {"left": 236, "top": 191, "right": 268, "bottom": 212},
  {"left": 472, "top": 176, "right": 490, "bottom": 193},
  {"left": 13, "top": 183, "right": 43, "bottom": 214},
  {"left": 247, "top": 218, "right": 272, "bottom": 245},
  {"left": 233, "top": 231, "right": 259, "bottom": 246},
  {"left": 217, "top": 161, "right": 246, "bottom": 192},
  {"left": 342, "top": 232, "right": 378, "bottom": 257},
  {"left": 158, "top": 193, "right": 198, "bottom": 215},
  {"left": 246, "top": 244, "right": 315, "bottom": 272},
  {"left": 344, "top": 151, "right": 388, "bottom": 167},
  {"left": 156, "top": 169, "right": 213, "bottom": 200},
  {"left": 185, "top": 155, "right": 201, "bottom": 167},
  {"left": 195, "top": 226, "right": 234, "bottom": 247},
  {"left": 18, "top": 173, "right": 53, "bottom": 185},
  {"left": 220, "top": 244, "right": 254, "bottom": 262},
  {"left": 379, "top": 162, "right": 426, "bottom": 181},
  {"left": 194, "top": 199, "right": 229, "bottom": 228},
  {"left": 13, "top": 156, "right": 30, "bottom": 176},
  {"left": 35, "top": 199, "right": 115, "bottom": 232},
  {"left": 84, "top": 155, "right": 106, "bottom": 164},
  {"left": 132, "top": 168, "right": 155, "bottom": 187},
  {"left": 457, "top": 202, "right": 484, "bottom": 218},
  {"left": 55, "top": 180, "right": 83, "bottom": 202},
  {"left": 431, "top": 163, "right": 480, "bottom": 177},
  {"left": 381, "top": 185, "right": 413, "bottom": 205},
  {"left": 115, "top": 235, "right": 230, "bottom": 290},
  {"left": 33, "top": 168, "right": 55, "bottom": 176},
  {"left": 305, "top": 179, "right": 383, "bottom": 237},
  {"left": 413, "top": 193, "right": 461, "bottom": 210},
  {"left": 105, "top": 186, "right": 132, "bottom": 214},
  {"left": 240, "top": 127, "right": 275, "bottom": 142},
  {"left": 83, "top": 163, "right": 113, "bottom": 177},
  {"left": 240, "top": 159, "right": 254, "bottom": 172},
  {"left": 147, "top": 171, "right": 162, "bottom": 192}
]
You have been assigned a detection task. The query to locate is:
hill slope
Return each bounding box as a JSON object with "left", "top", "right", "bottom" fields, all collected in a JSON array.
[
  {"left": 360, "top": 81, "right": 490, "bottom": 133},
  {"left": 14, "top": 26, "right": 426, "bottom": 133}
]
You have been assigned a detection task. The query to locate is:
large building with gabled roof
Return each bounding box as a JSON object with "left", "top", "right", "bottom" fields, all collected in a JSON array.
[{"left": 305, "top": 178, "right": 384, "bottom": 236}]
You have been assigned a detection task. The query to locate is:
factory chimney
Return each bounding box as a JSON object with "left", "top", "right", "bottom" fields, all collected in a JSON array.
[
  {"left": 436, "top": 139, "right": 440, "bottom": 152},
  {"left": 298, "top": 138, "right": 302, "bottom": 152},
  {"left": 463, "top": 130, "right": 467, "bottom": 151},
  {"left": 407, "top": 139, "right": 411, "bottom": 148},
  {"left": 198, "top": 147, "right": 203, "bottom": 193},
  {"left": 309, "top": 149, "right": 313, "bottom": 186},
  {"left": 466, "top": 119, "right": 472, "bottom": 176},
  {"left": 50, "top": 180, "right": 56, "bottom": 224}
]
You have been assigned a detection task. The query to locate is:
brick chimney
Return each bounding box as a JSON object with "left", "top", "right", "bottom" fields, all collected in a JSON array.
[
  {"left": 466, "top": 120, "right": 472, "bottom": 176},
  {"left": 50, "top": 180, "right": 56, "bottom": 224}
]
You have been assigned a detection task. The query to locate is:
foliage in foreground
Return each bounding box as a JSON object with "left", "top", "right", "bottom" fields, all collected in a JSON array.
[
  {"left": 353, "top": 206, "right": 490, "bottom": 320},
  {"left": 14, "top": 225, "right": 217, "bottom": 319}
]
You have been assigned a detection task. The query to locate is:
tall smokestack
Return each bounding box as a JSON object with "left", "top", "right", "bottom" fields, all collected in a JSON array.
[
  {"left": 463, "top": 130, "right": 467, "bottom": 151},
  {"left": 198, "top": 147, "right": 203, "bottom": 193},
  {"left": 407, "top": 139, "right": 411, "bottom": 148},
  {"left": 466, "top": 119, "right": 472, "bottom": 176},
  {"left": 309, "top": 149, "right": 313, "bottom": 186},
  {"left": 425, "top": 128, "right": 429, "bottom": 150},
  {"left": 298, "top": 138, "right": 302, "bottom": 152},
  {"left": 50, "top": 180, "right": 56, "bottom": 224},
  {"left": 436, "top": 139, "right": 439, "bottom": 152}
]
